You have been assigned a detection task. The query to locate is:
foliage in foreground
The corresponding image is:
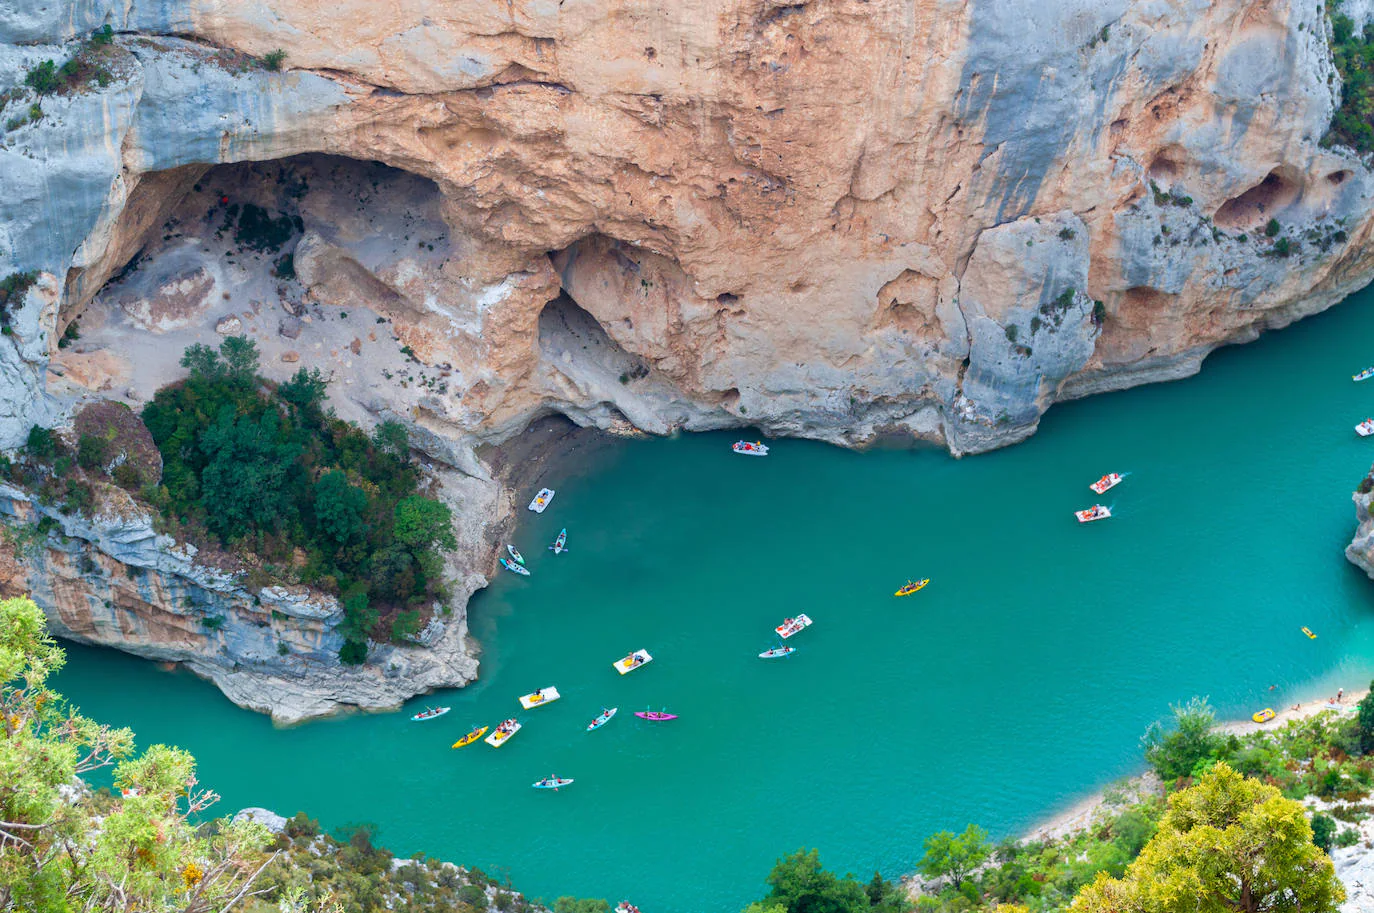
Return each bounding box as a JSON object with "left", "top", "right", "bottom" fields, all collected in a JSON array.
[{"left": 1327, "top": 0, "right": 1374, "bottom": 152}]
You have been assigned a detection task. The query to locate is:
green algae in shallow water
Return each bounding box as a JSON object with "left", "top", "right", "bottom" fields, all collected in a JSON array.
[{"left": 53, "top": 287, "right": 1374, "bottom": 912}]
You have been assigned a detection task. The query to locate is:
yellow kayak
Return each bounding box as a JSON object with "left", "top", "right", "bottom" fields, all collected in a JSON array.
[
  {"left": 451, "top": 726, "right": 488, "bottom": 749},
  {"left": 894, "top": 578, "right": 930, "bottom": 597}
]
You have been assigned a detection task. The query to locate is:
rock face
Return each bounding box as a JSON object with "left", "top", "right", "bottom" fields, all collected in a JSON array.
[
  {"left": 1346, "top": 484, "right": 1374, "bottom": 579},
  {"left": 0, "top": 481, "right": 483, "bottom": 724}
]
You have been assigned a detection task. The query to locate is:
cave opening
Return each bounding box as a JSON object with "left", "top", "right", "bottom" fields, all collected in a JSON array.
[
  {"left": 1213, "top": 168, "right": 1300, "bottom": 228},
  {"left": 537, "top": 293, "right": 650, "bottom": 388}
]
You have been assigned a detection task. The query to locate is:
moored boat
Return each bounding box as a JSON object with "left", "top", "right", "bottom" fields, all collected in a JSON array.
[
  {"left": 1358, "top": 419, "right": 1374, "bottom": 437},
  {"left": 532, "top": 775, "right": 574, "bottom": 790},
  {"left": 1356, "top": 367, "right": 1374, "bottom": 382},
  {"left": 635, "top": 709, "right": 678, "bottom": 721},
  {"left": 613, "top": 650, "right": 653, "bottom": 675},
  {"left": 775, "top": 614, "right": 813, "bottom": 639},
  {"left": 732, "top": 440, "right": 769, "bottom": 456},
  {"left": 894, "top": 579, "right": 929, "bottom": 597},
  {"left": 507, "top": 544, "right": 526, "bottom": 565},
  {"left": 614, "top": 904, "right": 642, "bottom": 913},
  {"left": 485, "top": 719, "right": 521, "bottom": 747},
  {"left": 528, "top": 488, "right": 556, "bottom": 512},
  {"left": 499, "top": 557, "right": 530, "bottom": 576},
  {"left": 1252, "top": 708, "right": 1276, "bottom": 724},
  {"left": 519, "top": 686, "right": 561, "bottom": 709},
  {"left": 1090, "top": 473, "right": 1123, "bottom": 494},
  {"left": 549, "top": 528, "right": 568, "bottom": 554},
  {"left": 410, "top": 706, "right": 450, "bottom": 722},
  {"left": 1074, "top": 505, "right": 1111, "bottom": 523},
  {"left": 451, "top": 725, "right": 488, "bottom": 748},
  {"left": 759, "top": 646, "right": 795, "bottom": 659},
  {"left": 587, "top": 707, "right": 618, "bottom": 731}
]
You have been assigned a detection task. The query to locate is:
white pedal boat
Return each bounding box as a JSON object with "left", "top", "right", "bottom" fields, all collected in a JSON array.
[
  {"left": 1358, "top": 419, "right": 1374, "bottom": 437},
  {"left": 614, "top": 904, "right": 642, "bottom": 913},
  {"left": 759, "top": 646, "right": 795, "bottom": 659},
  {"left": 613, "top": 650, "right": 653, "bottom": 675},
  {"left": 775, "top": 614, "right": 813, "bottom": 639},
  {"left": 528, "top": 488, "right": 555, "bottom": 512},
  {"left": 732, "top": 440, "right": 769, "bottom": 456},
  {"left": 1356, "top": 367, "right": 1374, "bottom": 382},
  {"left": 1089, "top": 473, "right": 1122, "bottom": 494},
  {"left": 587, "top": 707, "right": 618, "bottom": 730},
  {"left": 1075, "top": 505, "right": 1111, "bottom": 523},
  {"left": 485, "top": 719, "right": 522, "bottom": 747},
  {"left": 519, "top": 686, "right": 561, "bottom": 709}
]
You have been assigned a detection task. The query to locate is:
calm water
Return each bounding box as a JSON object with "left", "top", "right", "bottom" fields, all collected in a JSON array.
[{"left": 55, "top": 291, "right": 1374, "bottom": 910}]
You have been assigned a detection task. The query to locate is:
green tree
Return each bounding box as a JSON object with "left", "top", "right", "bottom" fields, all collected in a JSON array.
[
  {"left": 1312, "top": 812, "right": 1337, "bottom": 853},
  {"left": 1141, "top": 696, "right": 1225, "bottom": 781},
  {"left": 220, "top": 335, "right": 260, "bottom": 383},
  {"left": 199, "top": 408, "right": 300, "bottom": 540},
  {"left": 179, "top": 342, "right": 224, "bottom": 380},
  {"left": 24, "top": 60, "right": 60, "bottom": 94},
  {"left": 1356, "top": 680, "right": 1374, "bottom": 753},
  {"left": 553, "top": 898, "right": 611, "bottom": 913},
  {"left": 916, "top": 824, "right": 991, "bottom": 889},
  {"left": 339, "top": 587, "right": 377, "bottom": 665},
  {"left": 372, "top": 420, "right": 409, "bottom": 459},
  {"left": 278, "top": 367, "right": 328, "bottom": 413},
  {"left": 393, "top": 495, "right": 456, "bottom": 551},
  {"left": 313, "top": 470, "right": 367, "bottom": 548},
  {"left": 1071, "top": 763, "right": 1345, "bottom": 913},
  {"left": 756, "top": 848, "right": 870, "bottom": 913},
  {"left": 0, "top": 595, "right": 273, "bottom": 910}
]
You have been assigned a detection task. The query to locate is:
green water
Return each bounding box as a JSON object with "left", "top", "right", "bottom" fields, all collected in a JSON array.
[{"left": 54, "top": 290, "right": 1374, "bottom": 910}]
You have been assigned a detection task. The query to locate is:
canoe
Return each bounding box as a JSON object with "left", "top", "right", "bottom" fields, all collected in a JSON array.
[
  {"left": 759, "top": 646, "right": 795, "bottom": 659},
  {"left": 894, "top": 579, "right": 930, "bottom": 597},
  {"left": 587, "top": 707, "right": 618, "bottom": 731},
  {"left": 532, "top": 776, "right": 574, "bottom": 789},
  {"left": 732, "top": 440, "right": 768, "bottom": 456},
  {"left": 549, "top": 528, "right": 568, "bottom": 554},
  {"left": 507, "top": 544, "right": 526, "bottom": 565},
  {"left": 1358, "top": 420, "right": 1374, "bottom": 438},
  {"left": 451, "top": 726, "right": 488, "bottom": 748},
  {"left": 485, "top": 719, "right": 522, "bottom": 747},
  {"left": 1090, "top": 473, "right": 1123, "bottom": 494},
  {"left": 410, "top": 706, "right": 450, "bottom": 722},
  {"left": 499, "top": 557, "right": 530, "bottom": 576},
  {"left": 613, "top": 650, "right": 653, "bottom": 675},
  {"left": 528, "top": 488, "right": 556, "bottom": 513},
  {"left": 635, "top": 710, "right": 678, "bottom": 721},
  {"left": 1302, "top": 626, "right": 1318, "bottom": 639},
  {"left": 1356, "top": 367, "right": 1374, "bottom": 382},
  {"left": 519, "top": 686, "right": 561, "bottom": 709},
  {"left": 1075, "top": 505, "right": 1111, "bottom": 523},
  {"left": 775, "top": 614, "right": 813, "bottom": 639},
  {"left": 1252, "top": 708, "right": 1276, "bottom": 724}
]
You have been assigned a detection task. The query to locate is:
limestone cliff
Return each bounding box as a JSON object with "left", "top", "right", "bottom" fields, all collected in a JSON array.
[{"left": 1348, "top": 480, "right": 1374, "bottom": 580}]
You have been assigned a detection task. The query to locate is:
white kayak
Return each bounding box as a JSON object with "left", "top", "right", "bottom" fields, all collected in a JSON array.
[
  {"left": 775, "top": 614, "right": 813, "bottom": 639},
  {"left": 499, "top": 557, "right": 530, "bottom": 576},
  {"left": 519, "top": 686, "right": 561, "bottom": 709},
  {"left": 613, "top": 650, "right": 653, "bottom": 675},
  {"left": 485, "top": 719, "right": 522, "bottom": 747},
  {"left": 1358, "top": 419, "right": 1374, "bottom": 437},
  {"left": 759, "top": 646, "right": 796, "bottom": 659},
  {"left": 528, "top": 488, "right": 555, "bottom": 512},
  {"left": 1075, "top": 505, "right": 1111, "bottom": 523},
  {"left": 410, "top": 706, "right": 450, "bottom": 722},
  {"left": 1089, "top": 473, "right": 1122, "bottom": 494},
  {"left": 532, "top": 775, "right": 574, "bottom": 789},
  {"left": 732, "top": 440, "right": 769, "bottom": 456},
  {"left": 587, "top": 707, "right": 618, "bottom": 731},
  {"left": 507, "top": 544, "right": 526, "bottom": 565}
]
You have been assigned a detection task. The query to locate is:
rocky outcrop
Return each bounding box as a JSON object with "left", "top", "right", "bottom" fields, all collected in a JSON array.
[
  {"left": 1347, "top": 483, "right": 1374, "bottom": 579},
  {"left": 0, "top": 481, "right": 484, "bottom": 723}
]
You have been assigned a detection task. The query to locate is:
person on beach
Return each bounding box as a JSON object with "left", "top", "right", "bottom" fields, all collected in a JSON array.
[{"left": 1338, "top": 688, "right": 1345, "bottom": 703}]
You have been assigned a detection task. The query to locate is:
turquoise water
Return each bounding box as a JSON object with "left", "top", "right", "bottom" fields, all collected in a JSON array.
[{"left": 54, "top": 290, "right": 1374, "bottom": 911}]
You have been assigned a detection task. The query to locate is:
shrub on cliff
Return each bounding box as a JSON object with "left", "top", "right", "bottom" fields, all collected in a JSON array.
[
  {"left": 141, "top": 337, "right": 455, "bottom": 661},
  {"left": 1140, "top": 696, "right": 1225, "bottom": 781}
]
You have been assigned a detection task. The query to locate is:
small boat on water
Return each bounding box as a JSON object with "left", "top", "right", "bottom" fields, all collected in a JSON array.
[
  {"left": 451, "top": 725, "right": 488, "bottom": 748},
  {"left": 614, "top": 904, "right": 642, "bottom": 913},
  {"left": 1302, "top": 626, "right": 1318, "bottom": 639},
  {"left": 485, "top": 719, "right": 522, "bottom": 747},
  {"left": 532, "top": 775, "right": 574, "bottom": 790},
  {"left": 732, "top": 440, "right": 769, "bottom": 456},
  {"left": 1358, "top": 419, "right": 1374, "bottom": 437},
  {"left": 528, "top": 488, "right": 556, "bottom": 513},
  {"left": 759, "top": 646, "right": 795, "bottom": 659},
  {"left": 507, "top": 544, "right": 526, "bottom": 565},
  {"left": 410, "top": 706, "right": 450, "bottom": 722},
  {"left": 613, "top": 650, "right": 653, "bottom": 675},
  {"left": 775, "top": 614, "right": 813, "bottom": 639},
  {"left": 1356, "top": 367, "right": 1374, "bottom": 382},
  {"left": 635, "top": 709, "right": 678, "bottom": 721},
  {"left": 499, "top": 557, "right": 530, "bottom": 576},
  {"left": 894, "top": 579, "right": 929, "bottom": 597},
  {"left": 1252, "top": 708, "right": 1276, "bottom": 724},
  {"left": 587, "top": 707, "right": 618, "bottom": 731},
  {"left": 549, "top": 528, "right": 568, "bottom": 554},
  {"left": 1090, "top": 473, "right": 1123, "bottom": 494},
  {"left": 519, "top": 686, "right": 561, "bottom": 709},
  {"left": 1075, "top": 505, "right": 1111, "bottom": 523}
]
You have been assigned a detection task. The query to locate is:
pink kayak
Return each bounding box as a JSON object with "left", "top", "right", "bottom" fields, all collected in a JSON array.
[{"left": 635, "top": 710, "right": 678, "bottom": 721}]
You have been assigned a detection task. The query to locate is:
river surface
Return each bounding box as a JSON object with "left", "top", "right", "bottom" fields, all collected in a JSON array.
[{"left": 54, "top": 290, "right": 1374, "bottom": 911}]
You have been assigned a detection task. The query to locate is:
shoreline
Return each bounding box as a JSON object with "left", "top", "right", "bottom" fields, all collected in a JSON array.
[{"left": 1026, "top": 689, "right": 1369, "bottom": 842}]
